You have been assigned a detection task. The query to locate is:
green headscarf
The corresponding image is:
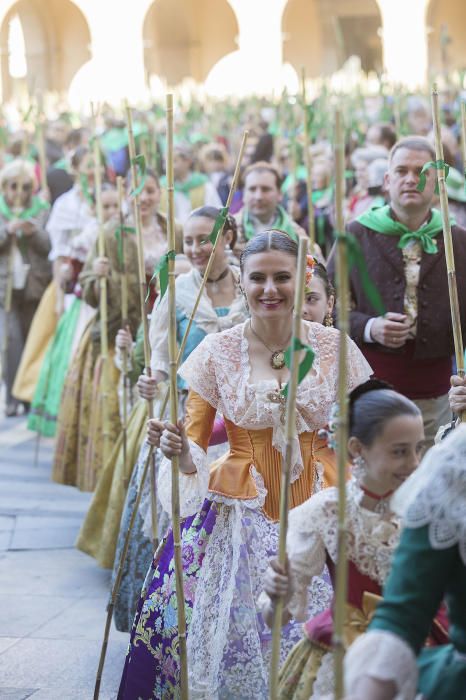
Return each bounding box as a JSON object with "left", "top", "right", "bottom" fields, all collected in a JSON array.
[{"left": 357, "top": 204, "right": 449, "bottom": 255}]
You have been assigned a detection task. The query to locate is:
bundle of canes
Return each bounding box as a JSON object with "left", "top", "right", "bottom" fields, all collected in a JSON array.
[
  {"left": 332, "top": 108, "right": 350, "bottom": 699},
  {"left": 301, "top": 68, "right": 315, "bottom": 250},
  {"left": 269, "top": 236, "right": 309, "bottom": 699},
  {"left": 92, "top": 124, "right": 248, "bottom": 700},
  {"left": 117, "top": 175, "right": 130, "bottom": 485},
  {"left": 92, "top": 104, "right": 111, "bottom": 468},
  {"left": 431, "top": 85, "right": 465, "bottom": 418}
]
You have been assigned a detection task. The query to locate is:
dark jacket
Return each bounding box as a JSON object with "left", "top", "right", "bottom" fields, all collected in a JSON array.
[
  {"left": 0, "top": 208, "right": 51, "bottom": 305},
  {"left": 327, "top": 217, "right": 466, "bottom": 360}
]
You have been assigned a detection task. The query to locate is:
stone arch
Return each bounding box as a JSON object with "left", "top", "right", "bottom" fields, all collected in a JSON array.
[
  {"left": 282, "top": 0, "right": 383, "bottom": 77},
  {"left": 143, "top": 0, "right": 239, "bottom": 86},
  {"left": 426, "top": 0, "right": 466, "bottom": 77},
  {"left": 0, "top": 0, "right": 91, "bottom": 101}
]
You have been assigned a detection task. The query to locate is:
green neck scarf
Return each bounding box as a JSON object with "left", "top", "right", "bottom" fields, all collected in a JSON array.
[
  {"left": 357, "top": 204, "right": 447, "bottom": 254},
  {"left": 243, "top": 204, "right": 298, "bottom": 242},
  {"left": 160, "top": 171, "right": 208, "bottom": 195},
  {"left": 0, "top": 194, "right": 49, "bottom": 222}
]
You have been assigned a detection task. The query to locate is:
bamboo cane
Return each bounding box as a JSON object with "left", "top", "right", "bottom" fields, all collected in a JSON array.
[
  {"left": 269, "top": 237, "right": 309, "bottom": 699},
  {"left": 93, "top": 130, "right": 248, "bottom": 700},
  {"left": 117, "top": 176, "right": 129, "bottom": 486},
  {"left": 126, "top": 104, "right": 159, "bottom": 546},
  {"left": 36, "top": 96, "right": 47, "bottom": 193},
  {"left": 431, "top": 85, "right": 466, "bottom": 408},
  {"left": 301, "top": 68, "right": 315, "bottom": 250},
  {"left": 166, "top": 92, "right": 189, "bottom": 700},
  {"left": 92, "top": 104, "right": 111, "bottom": 467},
  {"left": 332, "top": 108, "right": 349, "bottom": 700}
]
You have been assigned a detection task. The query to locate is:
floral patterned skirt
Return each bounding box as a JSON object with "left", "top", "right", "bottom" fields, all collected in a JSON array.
[{"left": 118, "top": 497, "right": 332, "bottom": 700}]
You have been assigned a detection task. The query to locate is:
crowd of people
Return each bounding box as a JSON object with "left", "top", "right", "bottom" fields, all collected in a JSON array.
[{"left": 1, "top": 85, "right": 466, "bottom": 699}]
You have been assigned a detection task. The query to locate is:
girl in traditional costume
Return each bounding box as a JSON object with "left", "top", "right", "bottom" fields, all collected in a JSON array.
[
  {"left": 0, "top": 159, "right": 50, "bottom": 416},
  {"left": 344, "top": 423, "right": 466, "bottom": 700},
  {"left": 108, "top": 206, "right": 247, "bottom": 632},
  {"left": 117, "top": 230, "right": 371, "bottom": 699},
  {"left": 52, "top": 170, "right": 177, "bottom": 491},
  {"left": 261, "top": 381, "right": 428, "bottom": 700}
]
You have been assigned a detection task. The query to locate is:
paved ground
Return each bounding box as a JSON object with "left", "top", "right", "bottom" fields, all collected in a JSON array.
[{"left": 0, "top": 413, "right": 128, "bottom": 700}]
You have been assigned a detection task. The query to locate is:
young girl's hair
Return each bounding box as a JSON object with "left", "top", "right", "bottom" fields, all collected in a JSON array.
[
  {"left": 349, "top": 379, "right": 421, "bottom": 446},
  {"left": 189, "top": 205, "right": 238, "bottom": 250}
]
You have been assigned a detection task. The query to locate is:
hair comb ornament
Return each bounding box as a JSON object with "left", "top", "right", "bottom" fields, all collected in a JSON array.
[{"left": 305, "top": 254, "right": 316, "bottom": 294}]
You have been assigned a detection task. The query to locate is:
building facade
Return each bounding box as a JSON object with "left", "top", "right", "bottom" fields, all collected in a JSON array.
[{"left": 0, "top": 0, "right": 464, "bottom": 103}]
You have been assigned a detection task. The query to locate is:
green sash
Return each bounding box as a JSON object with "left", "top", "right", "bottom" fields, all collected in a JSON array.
[
  {"left": 243, "top": 205, "right": 298, "bottom": 242},
  {"left": 0, "top": 195, "right": 49, "bottom": 222},
  {"left": 357, "top": 205, "right": 448, "bottom": 254}
]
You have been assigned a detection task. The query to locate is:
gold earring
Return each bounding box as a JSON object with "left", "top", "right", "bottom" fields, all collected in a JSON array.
[{"left": 324, "top": 313, "right": 333, "bottom": 327}]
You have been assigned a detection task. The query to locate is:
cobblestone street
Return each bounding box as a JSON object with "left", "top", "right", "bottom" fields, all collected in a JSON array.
[{"left": 0, "top": 413, "right": 127, "bottom": 700}]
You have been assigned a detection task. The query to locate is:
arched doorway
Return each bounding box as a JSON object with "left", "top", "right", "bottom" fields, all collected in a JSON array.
[
  {"left": 426, "top": 0, "right": 466, "bottom": 77},
  {"left": 282, "top": 0, "right": 383, "bottom": 77},
  {"left": 0, "top": 0, "right": 91, "bottom": 101},
  {"left": 143, "top": 0, "right": 239, "bottom": 87}
]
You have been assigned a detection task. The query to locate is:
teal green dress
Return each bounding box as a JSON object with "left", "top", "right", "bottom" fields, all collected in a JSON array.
[
  {"left": 28, "top": 297, "right": 83, "bottom": 437},
  {"left": 370, "top": 524, "right": 466, "bottom": 698}
]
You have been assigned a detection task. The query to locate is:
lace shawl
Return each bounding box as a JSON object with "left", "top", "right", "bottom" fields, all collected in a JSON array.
[
  {"left": 179, "top": 320, "right": 371, "bottom": 476},
  {"left": 285, "top": 480, "right": 400, "bottom": 620},
  {"left": 392, "top": 423, "right": 466, "bottom": 564}
]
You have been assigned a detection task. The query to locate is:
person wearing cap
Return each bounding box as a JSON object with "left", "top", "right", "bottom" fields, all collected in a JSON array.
[{"left": 328, "top": 135, "right": 466, "bottom": 446}]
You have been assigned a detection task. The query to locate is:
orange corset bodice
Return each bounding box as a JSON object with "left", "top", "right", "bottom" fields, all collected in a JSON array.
[
  {"left": 208, "top": 420, "right": 336, "bottom": 521},
  {"left": 184, "top": 390, "right": 337, "bottom": 522}
]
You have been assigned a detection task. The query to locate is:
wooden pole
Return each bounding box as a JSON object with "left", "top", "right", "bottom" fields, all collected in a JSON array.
[
  {"left": 332, "top": 108, "right": 349, "bottom": 700},
  {"left": 301, "top": 68, "right": 315, "bottom": 250},
  {"left": 431, "top": 85, "right": 466, "bottom": 402},
  {"left": 269, "top": 236, "right": 308, "bottom": 699},
  {"left": 126, "top": 104, "right": 159, "bottom": 545},
  {"left": 36, "top": 96, "right": 47, "bottom": 193},
  {"left": 92, "top": 130, "right": 248, "bottom": 700},
  {"left": 117, "top": 176, "right": 129, "bottom": 486},
  {"left": 166, "top": 92, "right": 189, "bottom": 700},
  {"left": 92, "top": 104, "right": 111, "bottom": 468}
]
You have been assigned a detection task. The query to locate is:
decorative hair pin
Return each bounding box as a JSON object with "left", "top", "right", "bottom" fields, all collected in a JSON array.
[{"left": 305, "top": 254, "right": 316, "bottom": 294}]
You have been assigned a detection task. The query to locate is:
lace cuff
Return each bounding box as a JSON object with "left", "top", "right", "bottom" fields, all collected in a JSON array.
[
  {"left": 345, "top": 630, "right": 418, "bottom": 700},
  {"left": 157, "top": 439, "right": 210, "bottom": 518}
]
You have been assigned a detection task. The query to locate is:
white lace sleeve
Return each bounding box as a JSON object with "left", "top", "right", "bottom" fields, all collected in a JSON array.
[
  {"left": 157, "top": 439, "right": 210, "bottom": 518},
  {"left": 346, "top": 334, "right": 373, "bottom": 391},
  {"left": 178, "top": 334, "right": 220, "bottom": 408},
  {"left": 286, "top": 495, "right": 327, "bottom": 621},
  {"left": 345, "top": 630, "right": 418, "bottom": 700},
  {"left": 149, "top": 294, "right": 170, "bottom": 376}
]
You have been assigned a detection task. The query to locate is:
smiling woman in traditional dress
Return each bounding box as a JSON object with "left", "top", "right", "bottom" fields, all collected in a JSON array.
[{"left": 117, "top": 230, "right": 372, "bottom": 699}]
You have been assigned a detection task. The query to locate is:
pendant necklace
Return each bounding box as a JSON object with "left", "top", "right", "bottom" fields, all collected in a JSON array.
[
  {"left": 249, "top": 320, "right": 291, "bottom": 370},
  {"left": 205, "top": 267, "right": 230, "bottom": 293}
]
